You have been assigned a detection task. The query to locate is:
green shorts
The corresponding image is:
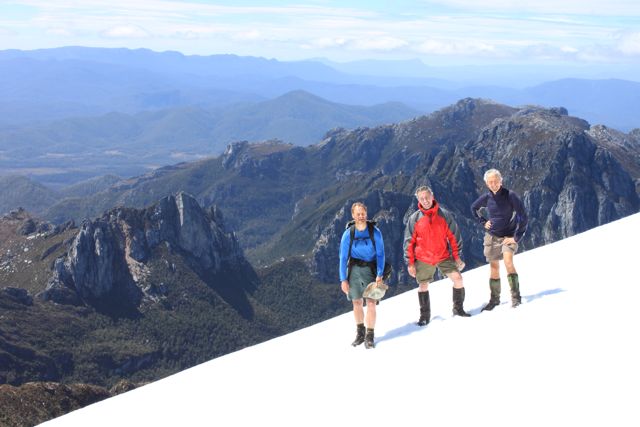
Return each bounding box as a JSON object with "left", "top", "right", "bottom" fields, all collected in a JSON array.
[
  {"left": 415, "top": 258, "right": 459, "bottom": 285},
  {"left": 347, "top": 264, "right": 376, "bottom": 301},
  {"left": 483, "top": 233, "right": 518, "bottom": 262}
]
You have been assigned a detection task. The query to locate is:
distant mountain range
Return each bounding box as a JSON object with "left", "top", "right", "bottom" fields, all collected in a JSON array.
[
  {"left": 1, "top": 47, "right": 639, "bottom": 188},
  {"left": 1, "top": 47, "right": 638, "bottom": 127},
  {"left": 0, "top": 90, "right": 420, "bottom": 187}
]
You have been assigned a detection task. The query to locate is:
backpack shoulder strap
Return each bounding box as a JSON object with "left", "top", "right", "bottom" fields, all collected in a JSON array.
[
  {"left": 367, "top": 221, "right": 377, "bottom": 251},
  {"left": 348, "top": 224, "right": 356, "bottom": 261}
]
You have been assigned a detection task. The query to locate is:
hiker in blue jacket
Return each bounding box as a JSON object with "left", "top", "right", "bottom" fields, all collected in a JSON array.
[
  {"left": 339, "top": 202, "right": 385, "bottom": 349},
  {"left": 471, "top": 169, "right": 528, "bottom": 310}
]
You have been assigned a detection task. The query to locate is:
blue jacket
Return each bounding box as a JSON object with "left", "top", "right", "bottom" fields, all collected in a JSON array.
[
  {"left": 339, "top": 225, "right": 385, "bottom": 281},
  {"left": 471, "top": 187, "right": 528, "bottom": 242}
]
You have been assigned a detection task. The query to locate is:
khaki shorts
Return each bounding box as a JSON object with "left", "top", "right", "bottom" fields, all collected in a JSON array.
[
  {"left": 483, "top": 233, "right": 518, "bottom": 262},
  {"left": 347, "top": 264, "right": 376, "bottom": 301},
  {"left": 415, "top": 258, "right": 458, "bottom": 285}
]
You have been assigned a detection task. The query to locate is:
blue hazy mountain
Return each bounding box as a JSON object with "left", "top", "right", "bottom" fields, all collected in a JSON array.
[{"left": 1, "top": 47, "right": 638, "bottom": 130}]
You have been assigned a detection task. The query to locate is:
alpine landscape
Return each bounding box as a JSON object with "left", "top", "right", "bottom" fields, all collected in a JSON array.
[{"left": 2, "top": 2, "right": 640, "bottom": 425}]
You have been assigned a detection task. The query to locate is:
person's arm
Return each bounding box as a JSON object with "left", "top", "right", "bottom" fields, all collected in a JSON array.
[
  {"left": 338, "top": 230, "right": 350, "bottom": 282},
  {"left": 374, "top": 228, "right": 385, "bottom": 280},
  {"left": 510, "top": 191, "right": 528, "bottom": 242},
  {"left": 470, "top": 194, "right": 489, "bottom": 226},
  {"left": 404, "top": 214, "right": 419, "bottom": 278},
  {"left": 403, "top": 213, "right": 417, "bottom": 266},
  {"left": 442, "top": 208, "right": 463, "bottom": 261}
]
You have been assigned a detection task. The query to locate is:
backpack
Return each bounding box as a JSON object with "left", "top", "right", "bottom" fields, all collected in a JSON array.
[{"left": 346, "top": 220, "right": 392, "bottom": 281}]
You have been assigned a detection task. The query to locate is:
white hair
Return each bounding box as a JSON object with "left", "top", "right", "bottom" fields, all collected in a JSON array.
[{"left": 484, "top": 169, "right": 502, "bottom": 182}]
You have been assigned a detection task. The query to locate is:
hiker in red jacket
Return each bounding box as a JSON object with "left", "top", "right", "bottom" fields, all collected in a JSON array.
[{"left": 403, "top": 186, "right": 470, "bottom": 326}]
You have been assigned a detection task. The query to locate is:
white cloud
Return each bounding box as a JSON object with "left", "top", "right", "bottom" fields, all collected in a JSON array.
[
  {"left": 415, "top": 39, "right": 497, "bottom": 56},
  {"left": 3, "top": 0, "right": 639, "bottom": 64},
  {"left": 101, "top": 24, "right": 150, "bottom": 38},
  {"left": 303, "top": 35, "right": 407, "bottom": 52},
  {"left": 0, "top": 26, "right": 14, "bottom": 35},
  {"left": 303, "top": 37, "right": 347, "bottom": 49},
  {"left": 617, "top": 32, "right": 640, "bottom": 55},
  {"left": 349, "top": 36, "right": 409, "bottom": 51},
  {"left": 423, "top": 0, "right": 640, "bottom": 15},
  {"left": 232, "top": 30, "right": 263, "bottom": 42},
  {"left": 45, "top": 27, "right": 75, "bottom": 37}
]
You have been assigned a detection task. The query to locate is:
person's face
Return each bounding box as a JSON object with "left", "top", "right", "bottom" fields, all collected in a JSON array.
[
  {"left": 352, "top": 206, "right": 367, "bottom": 224},
  {"left": 485, "top": 174, "right": 502, "bottom": 194},
  {"left": 416, "top": 191, "right": 433, "bottom": 209}
]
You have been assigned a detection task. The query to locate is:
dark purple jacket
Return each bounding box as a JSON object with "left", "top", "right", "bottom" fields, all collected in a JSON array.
[{"left": 471, "top": 187, "right": 528, "bottom": 242}]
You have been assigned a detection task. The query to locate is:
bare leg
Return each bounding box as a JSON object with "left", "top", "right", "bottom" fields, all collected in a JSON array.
[
  {"left": 365, "top": 298, "right": 377, "bottom": 329},
  {"left": 447, "top": 271, "right": 464, "bottom": 289},
  {"left": 353, "top": 299, "right": 364, "bottom": 324},
  {"left": 503, "top": 251, "right": 517, "bottom": 275},
  {"left": 490, "top": 260, "right": 500, "bottom": 279}
]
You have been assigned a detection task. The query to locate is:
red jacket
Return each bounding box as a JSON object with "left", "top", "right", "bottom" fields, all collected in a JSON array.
[{"left": 403, "top": 201, "right": 463, "bottom": 266}]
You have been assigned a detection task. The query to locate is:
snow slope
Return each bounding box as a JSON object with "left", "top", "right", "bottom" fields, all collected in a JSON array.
[{"left": 41, "top": 213, "right": 640, "bottom": 426}]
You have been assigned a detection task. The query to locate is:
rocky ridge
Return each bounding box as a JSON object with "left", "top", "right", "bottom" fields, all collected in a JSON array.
[{"left": 39, "top": 192, "right": 250, "bottom": 314}]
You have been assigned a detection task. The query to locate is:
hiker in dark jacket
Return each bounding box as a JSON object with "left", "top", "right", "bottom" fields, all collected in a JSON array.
[
  {"left": 403, "top": 186, "right": 470, "bottom": 326},
  {"left": 339, "top": 202, "right": 385, "bottom": 349},
  {"left": 471, "top": 169, "right": 528, "bottom": 310}
]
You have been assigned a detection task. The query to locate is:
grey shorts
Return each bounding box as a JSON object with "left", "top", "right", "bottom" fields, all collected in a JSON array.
[
  {"left": 483, "top": 233, "right": 518, "bottom": 262},
  {"left": 415, "top": 258, "right": 459, "bottom": 285},
  {"left": 347, "top": 264, "right": 376, "bottom": 301}
]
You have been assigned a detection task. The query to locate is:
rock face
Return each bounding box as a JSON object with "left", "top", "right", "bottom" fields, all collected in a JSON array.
[
  {"left": 39, "top": 192, "right": 249, "bottom": 313},
  {"left": 31, "top": 98, "right": 640, "bottom": 281},
  {"left": 461, "top": 105, "right": 639, "bottom": 262},
  {"left": 310, "top": 100, "right": 640, "bottom": 280}
]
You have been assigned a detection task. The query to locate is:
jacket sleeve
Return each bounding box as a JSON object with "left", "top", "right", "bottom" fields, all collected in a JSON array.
[
  {"left": 470, "top": 193, "right": 489, "bottom": 226},
  {"left": 403, "top": 212, "right": 417, "bottom": 265},
  {"left": 441, "top": 207, "right": 463, "bottom": 261},
  {"left": 338, "top": 230, "right": 350, "bottom": 282},
  {"left": 510, "top": 192, "right": 528, "bottom": 242},
  {"left": 374, "top": 227, "right": 385, "bottom": 277}
]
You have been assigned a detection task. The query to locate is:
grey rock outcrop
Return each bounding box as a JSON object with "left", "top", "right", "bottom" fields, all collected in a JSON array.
[
  {"left": 39, "top": 192, "right": 248, "bottom": 312},
  {"left": 310, "top": 101, "right": 639, "bottom": 276},
  {"left": 463, "top": 106, "right": 639, "bottom": 260}
]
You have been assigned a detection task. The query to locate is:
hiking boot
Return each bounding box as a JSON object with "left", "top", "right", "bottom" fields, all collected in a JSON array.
[
  {"left": 417, "top": 291, "right": 431, "bottom": 326},
  {"left": 364, "top": 328, "right": 375, "bottom": 349},
  {"left": 508, "top": 273, "right": 521, "bottom": 307},
  {"left": 481, "top": 278, "right": 501, "bottom": 311},
  {"left": 351, "top": 323, "right": 365, "bottom": 347},
  {"left": 452, "top": 287, "right": 471, "bottom": 317}
]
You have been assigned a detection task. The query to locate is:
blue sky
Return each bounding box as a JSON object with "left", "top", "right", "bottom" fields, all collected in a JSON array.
[{"left": 1, "top": 0, "right": 640, "bottom": 66}]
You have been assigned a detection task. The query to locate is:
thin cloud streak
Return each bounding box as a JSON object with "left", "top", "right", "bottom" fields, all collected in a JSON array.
[
  {"left": 422, "top": 0, "right": 640, "bottom": 15},
  {"left": 1, "top": 0, "right": 639, "bottom": 63}
]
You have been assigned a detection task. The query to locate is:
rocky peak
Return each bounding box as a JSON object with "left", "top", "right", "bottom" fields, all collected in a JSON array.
[
  {"left": 221, "top": 140, "right": 251, "bottom": 169},
  {"left": 308, "top": 102, "right": 639, "bottom": 274},
  {"left": 39, "top": 192, "right": 247, "bottom": 313}
]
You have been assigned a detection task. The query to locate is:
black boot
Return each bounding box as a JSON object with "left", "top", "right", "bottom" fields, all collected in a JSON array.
[
  {"left": 364, "top": 328, "right": 375, "bottom": 349},
  {"left": 417, "top": 291, "right": 431, "bottom": 326},
  {"left": 508, "top": 273, "right": 521, "bottom": 307},
  {"left": 351, "top": 323, "right": 366, "bottom": 347},
  {"left": 452, "top": 287, "right": 471, "bottom": 317},
  {"left": 481, "top": 278, "right": 501, "bottom": 311}
]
